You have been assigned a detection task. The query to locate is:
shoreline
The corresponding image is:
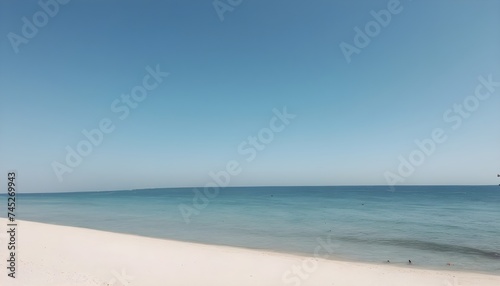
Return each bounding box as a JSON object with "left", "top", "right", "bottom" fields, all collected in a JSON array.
[
  {"left": 1, "top": 219, "right": 499, "bottom": 285},
  {"left": 3, "top": 218, "right": 497, "bottom": 276}
]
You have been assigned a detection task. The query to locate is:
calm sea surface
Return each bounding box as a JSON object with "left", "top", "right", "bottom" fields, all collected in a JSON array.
[{"left": 2, "top": 186, "right": 499, "bottom": 273}]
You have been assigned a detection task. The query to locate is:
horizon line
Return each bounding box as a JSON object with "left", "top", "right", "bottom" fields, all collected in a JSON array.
[{"left": 8, "top": 184, "right": 498, "bottom": 195}]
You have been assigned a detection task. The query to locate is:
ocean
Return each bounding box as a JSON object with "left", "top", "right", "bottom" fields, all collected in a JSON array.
[{"left": 2, "top": 185, "right": 499, "bottom": 274}]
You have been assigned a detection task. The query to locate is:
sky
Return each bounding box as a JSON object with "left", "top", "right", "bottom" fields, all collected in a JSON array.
[{"left": 1, "top": 0, "right": 499, "bottom": 193}]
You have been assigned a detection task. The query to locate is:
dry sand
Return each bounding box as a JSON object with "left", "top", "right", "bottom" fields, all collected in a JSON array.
[{"left": 0, "top": 219, "right": 499, "bottom": 286}]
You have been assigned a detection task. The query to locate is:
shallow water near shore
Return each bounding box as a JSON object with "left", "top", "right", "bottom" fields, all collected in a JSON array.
[{"left": 2, "top": 185, "right": 500, "bottom": 274}]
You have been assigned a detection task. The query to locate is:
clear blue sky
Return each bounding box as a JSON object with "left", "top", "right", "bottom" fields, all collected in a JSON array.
[{"left": 1, "top": 0, "right": 499, "bottom": 193}]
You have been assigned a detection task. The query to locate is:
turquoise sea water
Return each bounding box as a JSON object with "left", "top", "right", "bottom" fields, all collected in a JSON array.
[{"left": 2, "top": 186, "right": 499, "bottom": 274}]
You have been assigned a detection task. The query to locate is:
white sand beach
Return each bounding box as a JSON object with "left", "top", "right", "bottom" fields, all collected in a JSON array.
[{"left": 0, "top": 219, "right": 499, "bottom": 286}]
